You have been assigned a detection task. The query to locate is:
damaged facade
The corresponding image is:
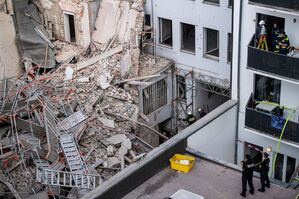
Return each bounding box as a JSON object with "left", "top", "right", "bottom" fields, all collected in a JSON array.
[{"left": 0, "top": 0, "right": 176, "bottom": 198}]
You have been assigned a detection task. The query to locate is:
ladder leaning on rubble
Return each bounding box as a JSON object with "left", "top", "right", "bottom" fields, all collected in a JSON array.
[
  {"left": 36, "top": 168, "right": 101, "bottom": 189},
  {"left": 288, "top": 164, "right": 299, "bottom": 189}
]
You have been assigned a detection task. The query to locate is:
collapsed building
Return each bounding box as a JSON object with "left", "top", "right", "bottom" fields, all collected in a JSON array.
[{"left": 0, "top": 0, "right": 176, "bottom": 198}]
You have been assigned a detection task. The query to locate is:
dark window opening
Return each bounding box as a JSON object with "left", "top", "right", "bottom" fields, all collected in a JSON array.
[
  {"left": 144, "top": 14, "right": 151, "bottom": 40},
  {"left": 204, "top": 28, "right": 219, "bottom": 58},
  {"left": 177, "top": 75, "right": 186, "bottom": 100},
  {"left": 64, "top": 13, "right": 76, "bottom": 43},
  {"left": 159, "top": 18, "right": 173, "bottom": 46},
  {"left": 204, "top": 0, "right": 220, "bottom": 4},
  {"left": 181, "top": 23, "right": 195, "bottom": 53},
  {"left": 274, "top": 153, "right": 284, "bottom": 181},
  {"left": 227, "top": 33, "right": 233, "bottom": 63},
  {"left": 286, "top": 156, "right": 296, "bottom": 183},
  {"left": 254, "top": 74, "right": 281, "bottom": 104}
]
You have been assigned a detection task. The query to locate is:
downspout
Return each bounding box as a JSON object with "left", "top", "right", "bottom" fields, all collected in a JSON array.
[{"left": 234, "top": 0, "right": 243, "bottom": 164}]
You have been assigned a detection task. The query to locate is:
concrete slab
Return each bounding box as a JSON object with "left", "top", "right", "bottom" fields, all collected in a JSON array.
[{"left": 123, "top": 158, "right": 298, "bottom": 199}]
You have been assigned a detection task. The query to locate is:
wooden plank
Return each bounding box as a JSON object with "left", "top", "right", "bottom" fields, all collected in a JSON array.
[{"left": 76, "top": 46, "right": 123, "bottom": 71}]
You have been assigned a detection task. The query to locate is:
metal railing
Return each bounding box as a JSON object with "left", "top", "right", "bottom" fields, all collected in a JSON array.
[
  {"left": 247, "top": 35, "right": 299, "bottom": 81},
  {"left": 248, "top": 0, "right": 299, "bottom": 11},
  {"left": 245, "top": 94, "right": 299, "bottom": 144}
]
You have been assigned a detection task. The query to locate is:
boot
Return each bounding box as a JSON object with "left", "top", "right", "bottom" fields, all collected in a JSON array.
[{"left": 240, "top": 192, "right": 246, "bottom": 197}]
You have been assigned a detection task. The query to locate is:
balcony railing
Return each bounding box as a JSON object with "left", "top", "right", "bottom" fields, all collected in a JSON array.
[
  {"left": 247, "top": 36, "right": 299, "bottom": 82},
  {"left": 245, "top": 94, "right": 299, "bottom": 144},
  {"left": 248, "top": 0, "right": 299, "bottom": 11}
]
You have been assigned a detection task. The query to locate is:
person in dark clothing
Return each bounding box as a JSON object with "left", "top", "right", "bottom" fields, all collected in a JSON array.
[
  {"left": 187, "top": 111, "right": 196, "bottom": 125},
  {"left": 240, "top": 154, "right": 255, "bottom": 197},
  {"left": 197, "top": 108, "right": 207, "bottom": 119},
  {"left": 258, "top": 152, "right": 270, "bottom": 192},
  {"left": 279, "top": 31, "right": 290, "bottom": 55}
]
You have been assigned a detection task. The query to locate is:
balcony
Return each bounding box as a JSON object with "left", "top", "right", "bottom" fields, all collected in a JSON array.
[
  {"left": 247, "top": 36, "right": 299, "bottom": 82},
  {"left": 248, "top": 0, "right": 299, "bottom": 12},
  {"left": 245, "top": 94, "right": 299, "bottom": 144}
]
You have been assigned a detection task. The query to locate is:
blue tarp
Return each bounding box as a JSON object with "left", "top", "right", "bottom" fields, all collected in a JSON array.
[{"left": 271, "top": 115, "right": 285, "bottom": 130}]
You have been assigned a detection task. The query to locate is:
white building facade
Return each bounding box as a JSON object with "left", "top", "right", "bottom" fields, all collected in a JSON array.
[
  {"left": 233, "top": 0, "right": 299, "bottom": 185},
  {"left": 144, "top": 0, "right": 233, "bottom": 120}
]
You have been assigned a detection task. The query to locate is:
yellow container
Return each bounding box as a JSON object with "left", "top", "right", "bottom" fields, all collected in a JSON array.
[{"left": 169, "top": 154, "right": 195, "bottom": 173}]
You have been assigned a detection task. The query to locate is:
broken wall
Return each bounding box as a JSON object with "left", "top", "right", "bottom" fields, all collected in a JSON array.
[
  {"left": 0, "top": 11, "right": 21, "bottom": 79},
  {"left": 39, "top": 0, "right": 91, "bottom": 48}
]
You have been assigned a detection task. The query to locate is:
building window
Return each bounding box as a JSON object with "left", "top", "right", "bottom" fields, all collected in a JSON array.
[
  {"left": 63, "top": 12, "right": 76, "bottom": 43},
  {"left": 227, "top": 33, "right": 233, "bottom": 63},
  {"left": 143, "top": 79, "right": 168, "bottom": 115},
  {"left": 254, "top": 75, "right": 281, "bottom": 104},
  {"left": 159, "top": 18, "right": 173, "bottom": 47},
  {"left": 181, "top": 23, "right": 195, "bottom": 53},
  {"left": 204, "top": 0, "right": 220, "bottom": 5},
  {"left": 204, "top": 28, "right": 219, "bottom": 58},
  {"left": 177, "top": 75, "right": 186, "bottom": 100},
  {"left": 144, "top": 14, "right": 152, "bottom": 40}
]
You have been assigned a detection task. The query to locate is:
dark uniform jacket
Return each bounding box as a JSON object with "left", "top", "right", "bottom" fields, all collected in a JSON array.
[
  {"left": 242, "top": 159, "right": 255, "bottom": 178},
  {"left": 260, "top": 158, "right": 270, "bottom": 173}
]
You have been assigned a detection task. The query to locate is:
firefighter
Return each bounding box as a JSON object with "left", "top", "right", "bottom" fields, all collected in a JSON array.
[
  {"left": 240, "top": 154, "right": 255, "bottom": 197},
  {"left": 258, "top": 152, "right": 270, "bottom": 192},
  {"left": 187, "top": 111, "right": 196, "bottom": 125},
  {"left": 197, "top": 108, "right": 207, "bottom": 119},
  {"left": 271, "top": 23, "right": 280, "bottom": 53},
  {"left": 279, "top": 31, "right": 290, "bottom": 55}
]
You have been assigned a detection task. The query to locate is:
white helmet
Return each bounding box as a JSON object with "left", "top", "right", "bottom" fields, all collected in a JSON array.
[
  {"left": 259, "top": 20, "right": 265, "bottom": 25},
  {"left": 187, "top": 111, "right": 192, "bottom": 115}
]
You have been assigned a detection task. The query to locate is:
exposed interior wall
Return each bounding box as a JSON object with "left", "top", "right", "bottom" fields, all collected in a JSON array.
[
  {"left": 40, "top": 0, "right": 91, "bottom": 48},
  {"left": 187, "top": 104, "right": 237, "bottom": 163},
  {"left": 0, "top": 12, "right": 20, "bottom": 79}
]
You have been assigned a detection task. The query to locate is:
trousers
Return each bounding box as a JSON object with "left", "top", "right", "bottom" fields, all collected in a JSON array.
[
  {"left": 260, "top": 171, "right": 270, "bottom": 190},
  {"left": 241, "top": 175, "right": 254, "bottom": 194}
]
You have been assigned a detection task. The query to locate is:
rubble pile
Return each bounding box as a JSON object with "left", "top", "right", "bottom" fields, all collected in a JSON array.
[{"left": 0, "top": 0, "right": 173, "bottom": 198}]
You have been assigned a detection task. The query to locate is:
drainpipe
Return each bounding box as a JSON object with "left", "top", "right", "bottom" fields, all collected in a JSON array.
[{"left": 233, "top": 0, "right": 243, "bottom": 164}]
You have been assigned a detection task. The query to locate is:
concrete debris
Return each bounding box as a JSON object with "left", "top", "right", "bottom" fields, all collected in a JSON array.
[
  {"left": 0, "top": 0, "right": 174, "bottom": 198},
  {"left": 107, "top": 134, "right": 127, "bottom": 145},
  {"left": 64, "top": 66, "right": 74, "bottom": 81}
]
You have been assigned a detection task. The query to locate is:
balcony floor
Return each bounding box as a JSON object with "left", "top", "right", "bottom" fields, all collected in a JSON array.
[{"left": 123, "top": 158, "right": 298, "bottom": 199}]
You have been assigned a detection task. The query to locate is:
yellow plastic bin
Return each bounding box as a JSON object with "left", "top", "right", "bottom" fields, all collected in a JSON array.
[{"left": 169, "top": 154, "right": 195, "bottom": 173}]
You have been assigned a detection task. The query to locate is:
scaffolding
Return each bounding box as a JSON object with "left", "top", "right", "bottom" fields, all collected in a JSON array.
[{"left": 172, "top": 68, "right": 231, "bottom": 133}]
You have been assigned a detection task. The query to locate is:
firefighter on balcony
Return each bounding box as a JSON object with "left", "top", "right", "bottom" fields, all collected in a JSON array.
[
  {"left": 187, "top": 110, "right": 196, "bottom": 125},
  {"left": 271, "top": 23, "right": 280, "bottom": 53},
  {"left": 279, "top": 31, "right": 290, "bottom": 55},
  {"left": 256, "top": 20, "right": 268, "bottom": 51}
]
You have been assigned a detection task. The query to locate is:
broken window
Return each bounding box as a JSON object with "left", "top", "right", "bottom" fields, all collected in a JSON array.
[
  {"left": 159, "top": 18, "right": 173, "bottom": 46},
  {"left": 64, "top": 12, "right": 76, "bottom": 43},
  {"left": 177, "top": 75, "right": 186, "bottom": 100},
  {"left": 204, "top": 28, "right": 219, "bottom": 58},
  {"left": 181, "top": 23, "right": 195, "bottom": 53},
  {"left": 144, "top": 14, "right": 152, "bottom": 40},
  {"left": 227, "top": 33, "right": 233, "bottom": 63},
  {"left": 143, "top": 78, "right": 168, "bottom": 115},
  {"left": 204, "top": 0, "right": 220, "bottom": 4}
]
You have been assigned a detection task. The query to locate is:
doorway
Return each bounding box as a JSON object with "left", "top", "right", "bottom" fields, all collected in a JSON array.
[
  {"left": 257, "top": 13, "right": 285, "bottom": 51},
  {"left": 244, "top": 142, "right": 263, "bottom": 172},
  {"left": 273, "top": 152, "right": 297, "bottom": 183},
  {"left": 64, "top": 12, "right": 76, "bottom": 43}
]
